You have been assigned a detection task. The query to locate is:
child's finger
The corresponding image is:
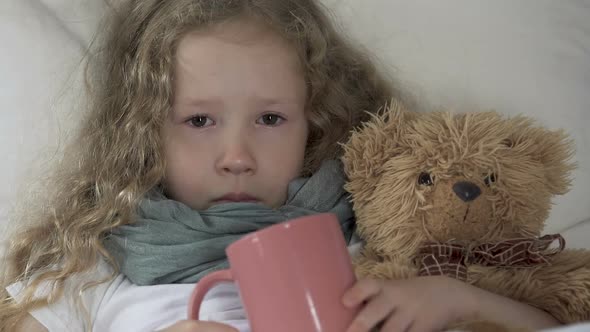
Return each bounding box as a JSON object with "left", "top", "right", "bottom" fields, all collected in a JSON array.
[
  {"left": 345, "top": 293, "right": 395, "bottom": 332},
  {"left": 194, "top": 321, "right": 239, "bottom": 332},
  {"left": 158, "top": 320, "right": 239, "bottom": 332},
  {"left": 406, "top": 316, "right": 446, "bottom": 332},
  {"left": 380, "top": 308, "right": 413, "bottom": 332},
  {"left": 342, "top": 279, "right": 383, "bottom": 307}
]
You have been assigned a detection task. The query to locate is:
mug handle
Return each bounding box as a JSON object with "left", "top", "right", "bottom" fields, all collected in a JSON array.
[{"left": 187, "top": 269, "right": 234, "bottom": 320}]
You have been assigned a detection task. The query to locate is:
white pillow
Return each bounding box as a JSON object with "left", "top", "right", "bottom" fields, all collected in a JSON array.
[
  {"left": 324, "top": 0, "right": 590, "bottom": 235},
  {"left": 0, "top": 0, "right": 102, "bottom": 243}
]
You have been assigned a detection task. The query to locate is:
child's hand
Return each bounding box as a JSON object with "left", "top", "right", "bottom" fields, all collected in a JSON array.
[
  {"left": 157, "top": 320, "right": 238, "bottom": 332},
  {"left": 342, "top": 276, "right": 473, "bottom": 332}
]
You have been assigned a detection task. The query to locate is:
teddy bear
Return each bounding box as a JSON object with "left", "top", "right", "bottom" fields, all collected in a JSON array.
[{"left": 341, "top": 101, "right": 590, "bottom": 331}]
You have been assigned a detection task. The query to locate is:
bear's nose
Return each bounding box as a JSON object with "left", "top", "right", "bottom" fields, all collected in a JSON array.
[{"left": 453, "top": 181, "right": 481, "bottom": 202}]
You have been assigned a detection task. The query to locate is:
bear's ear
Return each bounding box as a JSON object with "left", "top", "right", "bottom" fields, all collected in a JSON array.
[
  {"left": 341, "top": 100, "right": 414, "bottom": 184},
  {"left": 536, "top": 129, "right": 576, "bottom": 195},
  {"left": 506, "top": 118, "right": 576, "bottom": 195}
]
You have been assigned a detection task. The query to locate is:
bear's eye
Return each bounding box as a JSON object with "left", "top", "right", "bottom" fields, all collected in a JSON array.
[
  {"left": 484, "top": 173, "right": 497, "bottom": 186},
  {"left": 418, "top": 172, "right": 434, "bottom": 186},
  {"left": 501, "top": 139, "right": 514, "bottom": 148}
]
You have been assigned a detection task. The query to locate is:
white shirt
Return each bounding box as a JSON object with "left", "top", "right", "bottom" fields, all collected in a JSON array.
[
  {"left": 7, "top": 258, "right": 250, "bottom": 332},
  {"left": 7, "top": 241, "right": 364, "bottom": 332}
]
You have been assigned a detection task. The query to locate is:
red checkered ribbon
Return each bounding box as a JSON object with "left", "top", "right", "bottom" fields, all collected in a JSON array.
[{"left": 416, "top": 234, "right": 565, "bottom": 281}]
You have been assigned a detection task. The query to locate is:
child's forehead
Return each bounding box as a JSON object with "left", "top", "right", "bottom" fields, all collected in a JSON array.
[
  {"left": 177, "top": 17, "right": 296, "bottom": 58},
  {"left": 175, "top": 33, "right": 300, "bottom": 72},
  {"left": 172, "top": 18, "right": 307, "bottom": 105},
  {"left": 193, "top": 16, "right": 280, "bottom": 42}
]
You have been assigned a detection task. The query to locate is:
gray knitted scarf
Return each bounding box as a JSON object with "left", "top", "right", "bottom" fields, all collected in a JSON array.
[{"left": 103, "top": 160, "right": 355, "bottom": 285}]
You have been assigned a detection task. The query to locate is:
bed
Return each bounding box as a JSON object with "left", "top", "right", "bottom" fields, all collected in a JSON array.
[{"left": 1, "top": 0, "right": 589, "bottom": 330}]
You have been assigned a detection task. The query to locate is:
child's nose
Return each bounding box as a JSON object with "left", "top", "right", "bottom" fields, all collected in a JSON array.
[{"left": 216, "top": 138, "right": 257, "bottom": 176}]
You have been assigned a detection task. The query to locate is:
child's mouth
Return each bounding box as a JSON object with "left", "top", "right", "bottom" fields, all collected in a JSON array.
[{"left": 213, "top": 192, "right": 260, "bottom": 203}]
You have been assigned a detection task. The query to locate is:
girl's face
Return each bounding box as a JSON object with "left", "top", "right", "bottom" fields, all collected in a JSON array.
[{"left": 162, "top": 18, "right": 308, "bottom": 210}]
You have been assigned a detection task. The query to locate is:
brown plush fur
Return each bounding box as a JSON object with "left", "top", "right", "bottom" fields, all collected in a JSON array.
[{"left": 342, "top": 101, "right": 590, "bottom": 330}]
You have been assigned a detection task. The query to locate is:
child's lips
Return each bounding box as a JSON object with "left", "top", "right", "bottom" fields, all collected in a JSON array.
[{"left": 213, "top": 192, "right": 260, "bottom": 203}]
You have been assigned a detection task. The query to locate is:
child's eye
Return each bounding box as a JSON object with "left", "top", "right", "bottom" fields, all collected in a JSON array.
[
  {"left": 187, "top": 115, "right": 213, "bottom": 128},
  {"left": 257, "top": 113, "right": 285, "bottom": 126}
]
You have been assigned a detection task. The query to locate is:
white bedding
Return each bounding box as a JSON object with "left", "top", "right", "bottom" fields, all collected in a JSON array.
[
  {"left": 1, "top": 0, "right": 589, "bottom": 329},
  {"left": 542, "top": 323, "right": 590, "bottom": 332}
]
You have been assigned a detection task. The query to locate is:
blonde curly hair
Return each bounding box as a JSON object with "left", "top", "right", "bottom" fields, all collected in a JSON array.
[{"left": 1, "top": 0, "right": 406, "bottom": 329}]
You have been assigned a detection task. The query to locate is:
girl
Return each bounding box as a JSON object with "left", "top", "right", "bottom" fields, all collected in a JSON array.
[{"left": 2, "top": 0, "right": 561, "bottom": 331}]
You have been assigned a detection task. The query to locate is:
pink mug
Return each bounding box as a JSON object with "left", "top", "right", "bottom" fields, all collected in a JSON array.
[{"left": 187, "top": 213, "right": 359, "bottom": 332}]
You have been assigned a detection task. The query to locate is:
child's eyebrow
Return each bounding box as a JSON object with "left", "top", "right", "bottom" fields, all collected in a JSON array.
[
  {"left": 253, "top": 96, "right": 304, "bottom": 107},
  {"left": 176, "top": 96, "right": 303, "bottom": 108},
  {"left": 176, "top": 98, "right": 223, "bottom": 109},
  {"left": 170, "top": 99, "right": 223, "bottom": 119}
]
